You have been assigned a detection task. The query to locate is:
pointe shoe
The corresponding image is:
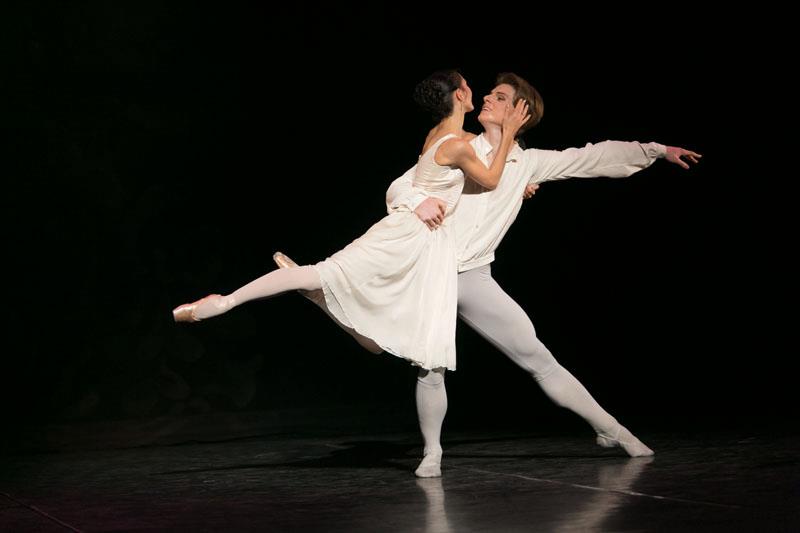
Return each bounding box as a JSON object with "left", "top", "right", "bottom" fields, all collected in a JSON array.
[
  {"left": 596, "top": 426, "right": 654, "bottom": 457},
  {"left": 172, "top": 294, "right": 224, "bottom": 323},
  {"left": 272, "top": 251, "right": 325, "bottom": 304},
  {"left": 272, "top": 251, "right": 298, "bottom": 270},
  {"left": 415, "top": 452, "right": 443, "bottom": 478}
]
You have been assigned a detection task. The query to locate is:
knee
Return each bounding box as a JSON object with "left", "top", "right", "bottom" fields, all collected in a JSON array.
[
  {"left": 417, "top": 368, "right": 445, "bottom": 387},
  {"left": 532, "top": 359, "right": 561, "bottom": 382},
  {"left": 512, "top": 341, "right": 559, "bottom": 382}
]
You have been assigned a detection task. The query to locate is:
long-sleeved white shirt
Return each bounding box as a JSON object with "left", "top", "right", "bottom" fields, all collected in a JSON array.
[{"left": 386, "top": 133, "right": 666, "bottom": 272}]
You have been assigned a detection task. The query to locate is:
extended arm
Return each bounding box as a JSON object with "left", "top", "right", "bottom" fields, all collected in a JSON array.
[{"left": 529, "top": 141, "right": 699, "bottom": 184}]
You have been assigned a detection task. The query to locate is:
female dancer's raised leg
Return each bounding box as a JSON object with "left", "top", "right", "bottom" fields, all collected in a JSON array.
[
  {"left": 272, "top": 252, "right": 383, "bottom": 354},
  {"left": 172, "top": 264, "right": 322, "bottom": 322}
]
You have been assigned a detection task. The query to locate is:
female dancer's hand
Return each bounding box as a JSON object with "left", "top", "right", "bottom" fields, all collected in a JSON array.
[{"left": 502, "top": 99, "right": 531, "bottom": 137}]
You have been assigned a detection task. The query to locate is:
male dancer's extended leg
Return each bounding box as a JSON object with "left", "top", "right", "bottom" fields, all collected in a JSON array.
[{"left": 456, "top": 264, "right": 653, "bottom": 457}]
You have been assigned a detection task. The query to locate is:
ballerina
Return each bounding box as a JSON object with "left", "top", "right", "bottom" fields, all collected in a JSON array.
[{"left": 173, "top": 69, "right": 529, "bottom": 374}]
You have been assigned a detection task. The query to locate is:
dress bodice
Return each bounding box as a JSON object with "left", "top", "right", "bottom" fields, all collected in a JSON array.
[{"left": 413, "top": 133, "right": 465, "bottom": 213}]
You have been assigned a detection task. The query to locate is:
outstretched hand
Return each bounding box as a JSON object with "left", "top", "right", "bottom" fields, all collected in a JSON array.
[
  {"left": 414, "top": 197, "right": 448, "bottom": 231},
  {"left": 665, "top": 146, "right": 702, "bottom": 169}
]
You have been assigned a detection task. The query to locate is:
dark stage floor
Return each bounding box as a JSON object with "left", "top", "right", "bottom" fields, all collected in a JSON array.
[{"left": 1, "top": 429, "right": 797, "bottom": 532}]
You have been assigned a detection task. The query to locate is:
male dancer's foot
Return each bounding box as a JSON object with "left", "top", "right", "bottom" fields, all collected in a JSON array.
[
  {"left": 415, "top": 446, "right": 443, "bottom": 478},
  {"left": 596, "top": 425, "right": 654, "bottom": 457}
]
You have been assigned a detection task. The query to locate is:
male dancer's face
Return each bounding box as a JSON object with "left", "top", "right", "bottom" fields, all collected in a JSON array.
[{"left": 478, "top": 83, "right": 516, "bottom": 127}]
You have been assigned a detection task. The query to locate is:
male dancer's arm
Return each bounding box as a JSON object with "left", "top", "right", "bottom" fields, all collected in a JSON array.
[
  {"left": 386, "top": 166, "right": 427, "bottom": 212},
  {"left": 527, "top": 141, "right": 699, "bottom": 184},
  {"left": 386, "top": 166, "right": 448, "bottom": 230},
  {"left": 409, "top": 140, "right": 695, "bottom": 217}
]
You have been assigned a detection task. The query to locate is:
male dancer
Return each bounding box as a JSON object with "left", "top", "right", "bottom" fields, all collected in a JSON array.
[{"left": 275, "top": 72, "right": 700, "bottom": 477}]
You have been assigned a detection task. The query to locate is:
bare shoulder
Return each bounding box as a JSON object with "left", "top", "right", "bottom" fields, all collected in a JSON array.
[
  {"left": 439, "top": 137, "right": 476, "bottom": 160},
  {"left": 462, "top": 131, "right": 478, "bottom": 141}
]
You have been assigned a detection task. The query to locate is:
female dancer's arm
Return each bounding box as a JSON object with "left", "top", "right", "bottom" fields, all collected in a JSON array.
[{"left": 439, "top": 99, "right": 529, "bottom": 190}]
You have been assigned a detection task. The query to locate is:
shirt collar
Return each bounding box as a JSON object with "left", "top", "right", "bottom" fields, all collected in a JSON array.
[{"left": 474, "top": 133, "right": 524, "bottom": 163}]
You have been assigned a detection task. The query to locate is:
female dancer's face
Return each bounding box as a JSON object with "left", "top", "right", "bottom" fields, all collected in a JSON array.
[
  {"left": 478, "top": 83, "right": 516, "bottom": 125},
  {"left": 457, "top": 76, "right": 475, "bottom": 113}
]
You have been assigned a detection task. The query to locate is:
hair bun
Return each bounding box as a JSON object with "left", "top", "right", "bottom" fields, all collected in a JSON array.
[
  {"left": 412, "top": 69, "right": 462, "bottom": 123},
  {"left": 413, "top": 79, "right": 447, "bottom": 114}
]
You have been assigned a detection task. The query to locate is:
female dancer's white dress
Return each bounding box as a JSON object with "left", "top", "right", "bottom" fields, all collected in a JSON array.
[{"left": 313, "top": 134, "right": 464, "bottom": 370}]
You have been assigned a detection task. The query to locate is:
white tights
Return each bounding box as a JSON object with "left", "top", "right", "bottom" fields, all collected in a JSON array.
[
  {"left": 415, "top": 368, "right": 447, "bottom": 477},
  {"left": 193, "top": 266, "right": 322, "bottom": 319},
  {"left": 412, "top": 264, "right": 651, "bottom": 464},
  {"left": 192, "top": 262, "right": 651, "bottom": 463}
]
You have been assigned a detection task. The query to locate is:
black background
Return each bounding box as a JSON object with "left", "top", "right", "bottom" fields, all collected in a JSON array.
[{"left": 3, "top": 3, "right": 793, "bottom": 446}]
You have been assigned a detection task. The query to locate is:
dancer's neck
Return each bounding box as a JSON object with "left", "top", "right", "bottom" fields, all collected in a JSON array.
[
  {"left": 428, "top": 113, "right": 466, "bottom": 142},
  {"left": 480, "top": 122, "right": 504, "bottom": 151}
]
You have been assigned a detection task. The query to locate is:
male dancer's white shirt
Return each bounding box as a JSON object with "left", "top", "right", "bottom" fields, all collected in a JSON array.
[{"left": 386, "top": 135, "right": 666, "bottom": 272}]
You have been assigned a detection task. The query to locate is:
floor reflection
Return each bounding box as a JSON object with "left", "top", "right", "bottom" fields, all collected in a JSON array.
[
  {"left": 415, "top": 477, "right": 453, "bottom": 533},
  {"left": 554, "top": 457, "right": 654, "bottom": 532},
  {"left": 414, "top": 457, "right": 653, "bottom": 532}
]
